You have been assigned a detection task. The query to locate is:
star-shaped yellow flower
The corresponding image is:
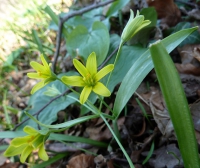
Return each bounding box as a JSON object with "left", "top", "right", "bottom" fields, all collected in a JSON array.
[
  {"left": 27, "top": 55, "right": 57, "bottom": 94},
  {"left": 61, "top": 52, "right": 114, "bottom": 104},
  {"left": 4, "top": 126, "right": 49, "bottom": 163}
]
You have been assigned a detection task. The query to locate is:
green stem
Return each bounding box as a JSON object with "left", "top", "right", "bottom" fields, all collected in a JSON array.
[{"left": 100, "top": 114, "right": 135, "bottom": 168}]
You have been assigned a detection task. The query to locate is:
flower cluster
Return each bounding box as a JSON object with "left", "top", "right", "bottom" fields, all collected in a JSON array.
[
  {"left": 61, "top": 52, "right": 114, "bottom": 104},
  {"left": 4, "top": 126, "right": 49, "bottom": 163},
  {"left": 27, "top": 55, "right": 57, "bottom": 94}
]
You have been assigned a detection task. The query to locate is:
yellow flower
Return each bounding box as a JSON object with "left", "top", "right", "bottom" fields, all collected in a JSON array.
[
  {"left": 4, "top": 126, "right": 49, "bottom": 163},
  {"left": 27, "top": 55, "right": 57, "bottom": 94},
  {"left": 121, "top": 10, "right": 151, "bottom": 43},
  {"left": 61, "top": 52, "right": 114, "bottom": 104}
]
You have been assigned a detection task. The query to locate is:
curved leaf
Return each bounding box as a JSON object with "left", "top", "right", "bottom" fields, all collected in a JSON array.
[{"left": 113, "top": 27, "right": 198, "bottom": 118}]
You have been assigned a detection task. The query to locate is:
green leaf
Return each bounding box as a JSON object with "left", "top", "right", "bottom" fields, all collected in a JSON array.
[
  {"left": 31, "top": 29, "right": 44, "bottom": 56},
  {"left": 172, "top": 22, "right": 200, "bottom": 47},
  {"left": 106, "top": 0, "right": 130, "bottom": 17},
  {"left": 113, "top": 27, "right": 198, "bottom": 119},
  {"left": 0, "top": 131, "right": 25, "bottom": 138},
  {"left": 150, "top": 41, "right": 200, "bottom": 168},
  {"left": 67, "top": 21, "right": 110, "bottom": 65},
  {"left": 25, "top": 111, "right": 99, "bottom": 129},
  {"left": 49, "top": 134, "right": 107, "bottom": 148},
  {"left": 102, "top": 34, "right": 147, "bottom": 92},
  {"left": 32, "top": 153, "right": 67, "bottom": 168},
  {"left": 19, "top": 72, "right": 78, "bottom": 129}
]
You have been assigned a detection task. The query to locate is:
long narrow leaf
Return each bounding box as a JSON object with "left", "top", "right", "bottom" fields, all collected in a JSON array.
[
  {"left": 150, "top": 41, "right": 200, "bottom": 168},
  {"left": 113, "top": 27, "right": 198, "bottom": 119}
]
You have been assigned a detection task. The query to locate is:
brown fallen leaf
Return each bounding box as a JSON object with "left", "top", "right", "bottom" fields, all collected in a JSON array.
[
  {"left": 66, "top": 153, "right": 95, "bottom": 168},
  {"left": 94, "top": 155, "right": 114, "bottom": 168},
  {"left": 175, "top": 63, "right": 200, "bottom": 76},
  {"left": 85, "top": 117, "right": 125, "bottom": 141},
  {"left": 147, "top": 0, "right": 181, "bottom": 27}
]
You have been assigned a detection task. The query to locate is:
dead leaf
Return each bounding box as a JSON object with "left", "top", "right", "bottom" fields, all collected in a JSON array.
[
  {"left": 140, "top": 87, "right": 175, "bottom": 139},
  {"left": 66, "top": 153, "right": 95, "bottom": 168},
  {"left": 94, "top": 155, "right": 114, "bottom": 168},
  {"left": 142, "top": 144, "right": 183, "bottom": 168},
  {"left": 85, "top": 117, "right": 124, "bottom": 141},
  {"left": 147, "top": 0, "right": 181, "bottom": 27},
  {"left": 175, "top": 63, "right": 200, "bottom": 76}
]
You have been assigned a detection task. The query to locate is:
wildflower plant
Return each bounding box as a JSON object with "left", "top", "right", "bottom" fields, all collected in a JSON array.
[
  {"left": 3, "top": 5, "right": 199, "bottom": 168},
  {"left": 61, "top": 52, "right": 114, "bottom": 104},
  {"left": 4, "top": 126, "right": 49, "bottom": 163},
  {"left": 27, "top": 55, "right": 57, "bottom": 94}
]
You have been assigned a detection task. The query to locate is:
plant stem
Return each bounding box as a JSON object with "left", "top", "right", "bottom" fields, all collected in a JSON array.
[{"left": 100, "top": 114, "right": 135, "bottom": 168}]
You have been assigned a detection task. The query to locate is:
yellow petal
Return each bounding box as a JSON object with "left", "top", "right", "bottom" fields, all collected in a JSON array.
[
  {"left": 95, "top": 64, "right": 114, "bottom": 81},
  {"left": 30, "top": 61, "right": 45, "bottom": 72},
  {"left": 40, "top": 55, "right": 49, "bottom": 69},
  {"left": 86, "top": 52, "right": 97, "bottom": 76},
  {"left": 20, "top": 146, "right": 33, "bottom": 163},
  {"left": 11, "top": 136, "right": 30, "bottom": 147},
  {"left": 61, "top": 76, "right": 85, "bottom": 87},
  {"left": 23, "top": 126, "right": 39, "bottom": 135},
  {"left": 80, "top": 86, "right": 92, "bottom": 104},
  {"left": 4, "top": 144, "right": 27, "bottom": 157},
  {"left": 31, "top": 81, "right": 45, "bottom": 94},
  {"left": 93, "top": 82, "right": 111, "bottom": 97},
  {"left": 27, "top": 73, "right": 43, "bottom": 79},
  {"left": 38, "top": 143, "right": 49, "bottom": 161},
  {"left": 73, "top": 59, "right": 89, "bottom": 77}
]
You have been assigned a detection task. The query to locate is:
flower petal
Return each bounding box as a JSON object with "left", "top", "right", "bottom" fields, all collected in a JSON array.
[
  {"left": 30, "top": 61, "right": 45, "bottom": 72},
  {"left": 24, "top": 126, "right": 38, "bottom": 135},
  {"left": 73, "top": 59, "right": 89, "bottom": 77},
  {"left": 80, "top": 86, "right": 92, "bottom": 104},
  {"left": 20, "top": 145, "right": 33, "bottom": 163},
  {"left": 27, "top": 73, "right": 43, "bottom": 79},
  {"left": 93, "top": 82, "right": 111, "bottom": 97},
  {"left": 61, "top": 76, "right": 85, "bottom": 87},
  {"left": 38, "top": 143, "right": 49, "bottom": 161},
  {"left": 4, "top": 144, "right": 27, "bottom": 157},
  {"left": 11, "top": 136, "right": 31, "bottom": 147},
  {"left": 95, "top": 64, "right": 114, "bottom": 81},
  {"left": 86, "top": 52, "right": 97, "bottom": 76},
  {"left": 31, "top": 81, "right": 45, "bottom": 94},
  {"left": 40, "top": 55, "right": 49, "bottom": 69}
]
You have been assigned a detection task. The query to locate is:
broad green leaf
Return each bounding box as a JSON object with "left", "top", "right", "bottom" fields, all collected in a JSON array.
[
  {"left": 67, "top": 21, "right": 110, "bottom": 65},
  {"left": 150, "top": 41, "right": 200, "bottom": 168},
  {"left": 106, "top": 0, "right": 130, "bottom": 17},
  {"left": 19, "top": 72, "right": 78, "bottom": 130},
  {"left": 0, "top": 131, "right": 25, "bottom": 138},
  {"left": 113, "top": 27, "right": 198, "bottom": 119},
  {"left": 172, "top": 22, "right": 200, "bottom": 47}
]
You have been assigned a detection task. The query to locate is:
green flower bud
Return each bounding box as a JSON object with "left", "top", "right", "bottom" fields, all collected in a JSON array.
[{"left": 121, "top": 10, "right": 151, "bottom": 43}]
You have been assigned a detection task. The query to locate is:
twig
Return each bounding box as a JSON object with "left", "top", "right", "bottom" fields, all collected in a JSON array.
[
  {"left": 12, "top": 88, "right": 70, "bottom": 131},
  {"left": 98, "top": 45, "right": 119, "bottom": 70},
  {"left": 52, "top": 0, "right": 115, "bottom": 72}
]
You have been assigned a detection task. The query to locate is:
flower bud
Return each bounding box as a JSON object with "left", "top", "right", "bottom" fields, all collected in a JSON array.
[{"left": 121, "top": 10, "right": 151, "bottom": 44}]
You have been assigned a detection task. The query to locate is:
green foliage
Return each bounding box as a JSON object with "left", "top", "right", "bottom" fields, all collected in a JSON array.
[
  {"left": 113, "top": 27, "right": 198, "bottom": 119},
  {"left": 106, "top": 0, "right": 130, "bottom": 17},
  {"left": 150, "top": 40, "right": 200, "bottom": 167},
  {"left": 172, "top": 22, "right": 200, "bottom": 46},
  {"left": 2, "top": 1, "right": 200, "bottom": 167},
  {"left": 67, "top": 21, "right": 110, "bottom": 65}
]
